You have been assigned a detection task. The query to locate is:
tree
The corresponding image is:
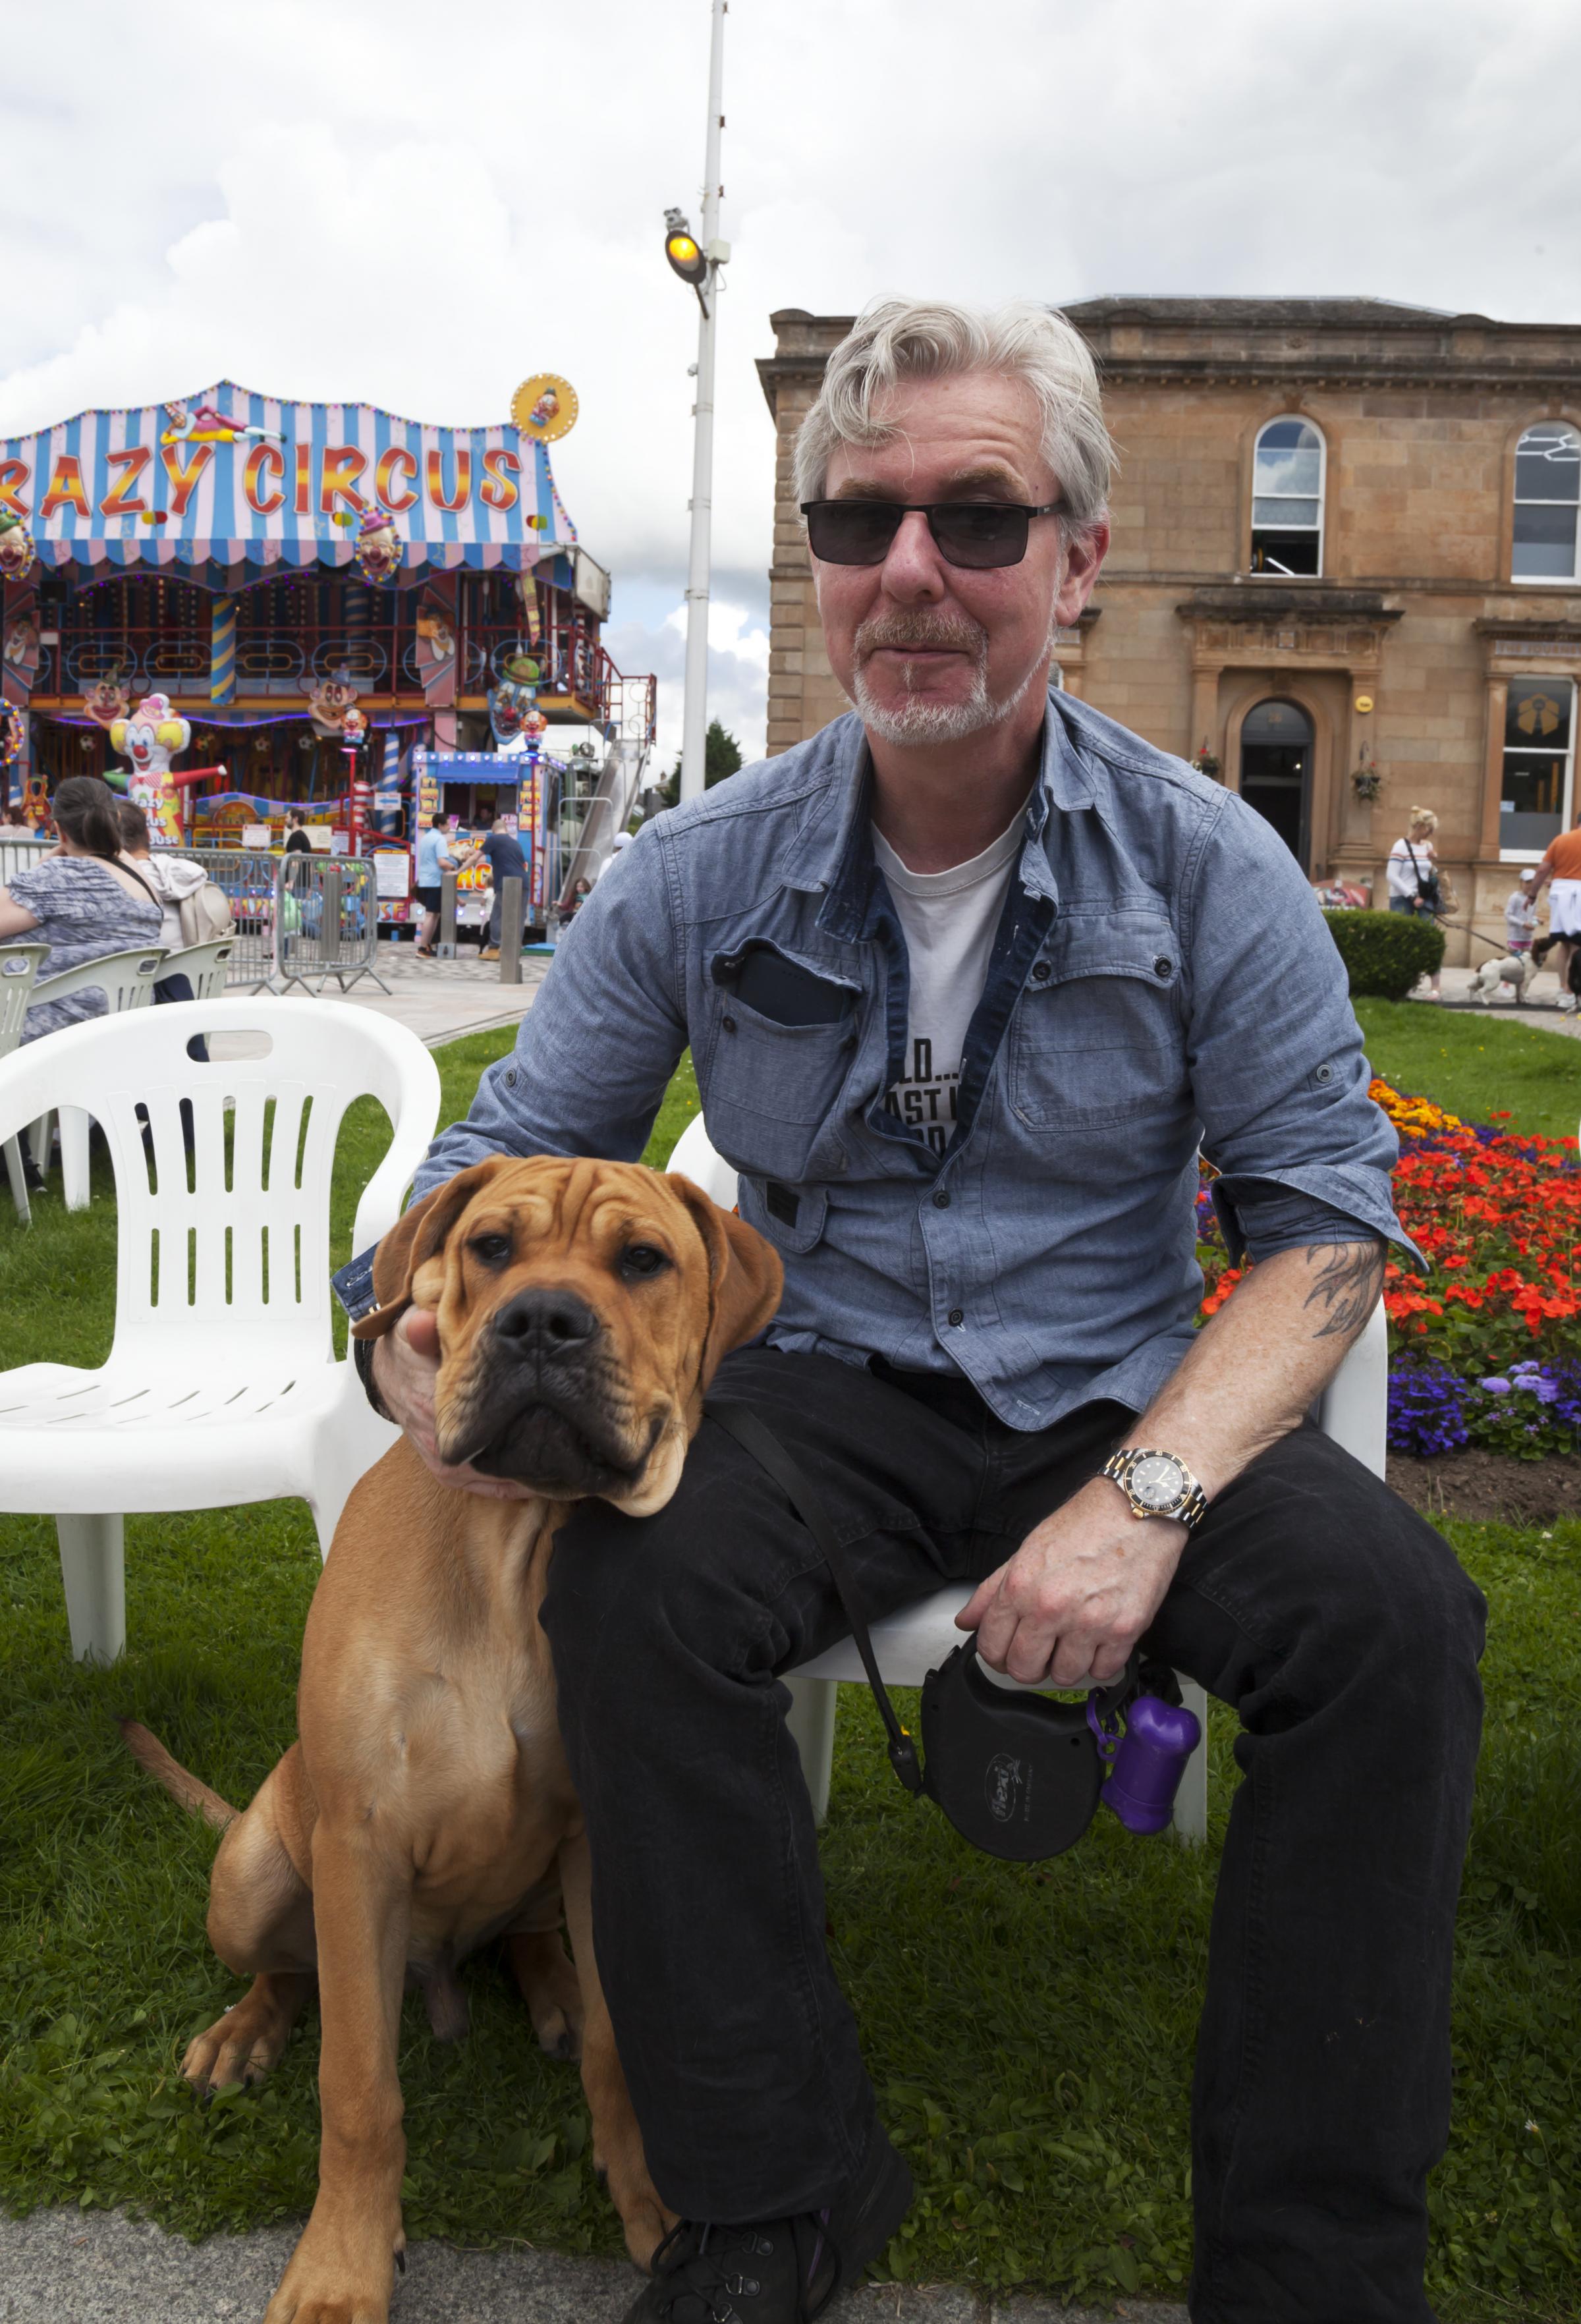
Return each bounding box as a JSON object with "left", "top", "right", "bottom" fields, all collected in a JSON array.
[{"left": 658, "top": 720, "right": 744, "bottom": 809}]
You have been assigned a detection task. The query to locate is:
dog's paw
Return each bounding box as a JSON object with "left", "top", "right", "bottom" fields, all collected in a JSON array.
[
  {"left": 263, "top": 2206, "right": 402, "bottom": 2324},
  {"left": 180, "top": 1976, "right": 302, "bottom": 2093}
]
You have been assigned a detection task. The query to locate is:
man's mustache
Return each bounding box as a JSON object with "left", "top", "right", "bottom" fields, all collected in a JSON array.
[{"left": 854, "top": 613, "right": 986, "bottom": 662}]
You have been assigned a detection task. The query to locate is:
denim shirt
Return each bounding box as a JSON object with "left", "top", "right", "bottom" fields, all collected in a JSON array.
[{"left": 416, "top": 688, "right": 1415, "bottom": 1431}]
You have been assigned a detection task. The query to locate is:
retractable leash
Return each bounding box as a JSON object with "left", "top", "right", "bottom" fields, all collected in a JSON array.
[{"left": 708, "top": 1404, "right": 1202, "bottom": 1864}]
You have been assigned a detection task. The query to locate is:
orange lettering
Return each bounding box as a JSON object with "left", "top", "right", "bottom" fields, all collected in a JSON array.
[
  {"left": 99, "top": 446, "right": 151, "bottom": 518},
  {"left": 295, "top": 440, "right": 312, "bottom": 517},
  {"left": 245, "top": 443, "right": 285, "bottom": 516},
  {"left": 426, "top": 447, "right": 471, "bottom": 512},
  {"left": 480, "top": 447, "right": 520, "bottom": 512},
  {"left": 375, "top": 447, "right": 418, "bottom": 512},
  {"left": 159, "top": 439, "right": 215, "bottom": 516},
  {"left": 0, "top": 458, "right": 32, "bottom": 515},
  {"left": 319, "top": 443, "right": 368, "bottom": 514},
  {"left": 40, "top": 454, "right": 90, "bottom": 520}
]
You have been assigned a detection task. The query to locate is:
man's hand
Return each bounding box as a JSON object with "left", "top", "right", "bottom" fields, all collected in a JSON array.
[
  {"left": 370, "top": 1308, "right": 536, "bottom": 1501},
  {"left": 958, "top": 1476, "right": 1186, "bottom": 1686}
]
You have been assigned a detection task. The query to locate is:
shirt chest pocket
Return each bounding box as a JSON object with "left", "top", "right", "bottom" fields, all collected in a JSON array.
[
  {"left": 1008, "top": 926, "right": 1184, "bottom": 1132},
  {"left": 702, "top": 945, "right": 861, "bottom": 1184}
]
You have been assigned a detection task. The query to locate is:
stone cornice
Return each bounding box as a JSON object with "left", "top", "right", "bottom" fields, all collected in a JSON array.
[{"left": 1175, "top": 587, "right": 1403, "bottom": 626}]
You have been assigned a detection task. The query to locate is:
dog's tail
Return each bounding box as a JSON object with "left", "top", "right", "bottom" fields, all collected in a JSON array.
[{"left": 118, "top": 1717, "right": 238, "bottom": 1832}]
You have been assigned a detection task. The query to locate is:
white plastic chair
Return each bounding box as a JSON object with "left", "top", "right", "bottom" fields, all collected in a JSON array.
[
  {"left": 667, "top": 1114, "right": 1389, "bottom": 1844},
  {"left": 154, "top": 937, "right": 235, "bottom": 999},
  {"left": 24, "top": 943, "right": 167, "bottom": 1211},
  {"left": 0, "top": 942, "right": 49, "bottom": 1223},
  {"left": 0, "top": 997, "right": 440, "bottom": 1662}
]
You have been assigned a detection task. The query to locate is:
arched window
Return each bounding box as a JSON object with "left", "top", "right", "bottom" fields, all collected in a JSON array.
[
  {"left": 1250, "top": 417, "right": 1324, "bottom": 577},
  {"left": 1512, "top": 422, "right": 1581, "bottom": 582}
]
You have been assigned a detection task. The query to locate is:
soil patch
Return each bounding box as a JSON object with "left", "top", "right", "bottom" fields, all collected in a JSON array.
[{"left": 1387, "top": 1448, "right": 1581, "bottom": 1524}]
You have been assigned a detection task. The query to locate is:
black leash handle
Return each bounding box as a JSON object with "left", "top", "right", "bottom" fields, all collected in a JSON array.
[{"left": 707, "top": 1401, "right": 925, "bottom": 1795}]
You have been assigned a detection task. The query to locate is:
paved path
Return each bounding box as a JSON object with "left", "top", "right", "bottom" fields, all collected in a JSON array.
[
  {"left": 0, "top": 2208, "right": 1187, "bottom": 2324},
  {"left": 1418, "top": 964, "right": 1581, "bottom": 1038},
  {"left": 268, "top": 942, "right": 551, "bottom": 1050}
]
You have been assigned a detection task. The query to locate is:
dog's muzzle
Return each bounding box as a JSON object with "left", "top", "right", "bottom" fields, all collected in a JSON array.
[{"left": 447, "top": 1286, "right": 659, "bottom": 1495}]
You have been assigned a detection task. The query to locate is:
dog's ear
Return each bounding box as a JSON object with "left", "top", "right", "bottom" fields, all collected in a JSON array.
[
  {"left": 350, "top": 1157, "right": 513, "bottom": 1340},
  {"left": 669, "top": 1175, "right": 785, "bottom": 1386}
]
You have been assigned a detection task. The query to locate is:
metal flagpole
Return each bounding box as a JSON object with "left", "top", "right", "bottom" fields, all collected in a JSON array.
[{"left": 679, "top": 0, "right": 728, "bottom": 802}]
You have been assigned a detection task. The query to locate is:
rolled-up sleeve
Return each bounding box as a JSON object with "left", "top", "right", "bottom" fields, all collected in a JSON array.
[
  {"left": 1181, "top": 789, "right": 1424, "bottom": 1273},
  {"left": 412, "top": 829, "right": 688, "bottom": 1200}
]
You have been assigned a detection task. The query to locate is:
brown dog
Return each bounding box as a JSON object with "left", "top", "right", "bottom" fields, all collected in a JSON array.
[{"left": 123, "top": 1155, "right": 782, "bottom": 2324}]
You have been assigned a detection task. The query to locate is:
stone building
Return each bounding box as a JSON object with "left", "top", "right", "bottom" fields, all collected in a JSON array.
[{"left": 756, "top": 297, "right": 1581, "bottom": 960}]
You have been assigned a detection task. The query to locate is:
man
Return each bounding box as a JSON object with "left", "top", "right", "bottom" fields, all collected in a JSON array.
[
  {"left": 1530, "top": 804, "right": 1581, "bottom": 1009},
  {"left": 474, "top": 810, "right": 530, "bottom": 960},
  {"left": 360, "top": 301, "right": 1484, "bottom": 2324},
  {"left": 412, "top": 810, "right": 460, "bottom": 957}
]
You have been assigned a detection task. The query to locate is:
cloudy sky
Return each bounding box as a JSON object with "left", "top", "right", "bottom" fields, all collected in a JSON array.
[{"left": 3, "top": 0, "right": 1578, "bottom": 765}]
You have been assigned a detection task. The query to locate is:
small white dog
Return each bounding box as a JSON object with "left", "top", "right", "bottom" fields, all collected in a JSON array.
[{"left": 1468, "top": 949, "right": 1537, "bottom": 1005}]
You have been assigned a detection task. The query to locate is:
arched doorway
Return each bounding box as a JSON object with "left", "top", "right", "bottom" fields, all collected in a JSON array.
[{"left": 1238, "top": 698, "right": 1313, "bottom": 866}]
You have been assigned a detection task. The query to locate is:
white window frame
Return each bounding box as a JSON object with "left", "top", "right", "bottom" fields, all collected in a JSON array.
[
  {"left": 1511, "top": 422, "right": 1581, "bottom": 587},
  {"left": 1499, "top": 673, "right": 1576, "bottom": 862},
  {"left": 1250, "top": 416, "right": 1327, "bottom": 580}
]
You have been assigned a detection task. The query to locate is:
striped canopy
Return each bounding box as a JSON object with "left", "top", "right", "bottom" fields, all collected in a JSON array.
[{"left": 0, "top": 380, "right": 576, "bottom": 577}]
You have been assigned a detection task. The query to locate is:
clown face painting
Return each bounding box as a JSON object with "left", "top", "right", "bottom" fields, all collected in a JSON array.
[
  {"left": 83, "top": 668, "right": 130, "bottom": 731},
  {"left": 354, "top": 510, "right": 402, "bottom": 585},
  {"left": 304, "top": 669, "right": 360, "bottom": 739},
  {"left": 0, "top": 513, "right": 36, "bottom": 582},
  {"left": 109, "top": 694, "right": 193, "bottom": 846}
]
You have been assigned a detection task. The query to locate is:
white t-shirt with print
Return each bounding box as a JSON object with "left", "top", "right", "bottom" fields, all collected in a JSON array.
[{"left": 872, "top": 812, "right": 1027, "bottom": 1157}]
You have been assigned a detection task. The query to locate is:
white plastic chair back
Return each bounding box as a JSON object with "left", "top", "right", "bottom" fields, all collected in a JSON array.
[
  {"left": 30, "top": 943, "right": 166, "bottom": 1014},
  {"left": 0, "top": 943, "right": 49, "bottom": 1050},
  {"left": 154, "top": 938, "right": 234, "bottom": 999},
  {"left": 0, "top": 997, "right": 439, "bottom": 1370}
]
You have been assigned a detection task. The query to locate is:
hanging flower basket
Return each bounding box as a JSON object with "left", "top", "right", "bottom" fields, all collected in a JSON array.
[{"left": 1190, "top": 741, "right": 1222, "bottom": 781}]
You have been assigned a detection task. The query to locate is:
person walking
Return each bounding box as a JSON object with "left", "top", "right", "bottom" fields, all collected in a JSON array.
[
  {"left": 1386, "top": 806, "right": 1444, "bottom": 997},
  {"left": 412, "top": 813, "right": 461, "bottom": 957},
  {"left": 1504, "top": 866, "right": 1539, "bottom": 956},
  {"left": 0, "top": 775, "right": 163, "bottom": 1043},
  {"left": 283, "top": 808, "right": 313, "bottom": 856},
  {"left": 360, "top": 300, "right": 1484, "bottom": 2324},
  {"left": 1530, "top": 805, "right": 1581, "bottom": 1010}
]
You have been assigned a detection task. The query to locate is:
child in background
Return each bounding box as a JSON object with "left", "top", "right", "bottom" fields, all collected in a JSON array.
[{"left": 1505, "top": 867, "right": 1539, "bottom": 954}]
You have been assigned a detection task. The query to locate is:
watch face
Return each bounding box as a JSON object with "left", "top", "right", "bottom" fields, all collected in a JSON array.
[{"left": 1129, "top": 1453, "right": 1186, "bottom": 1511}]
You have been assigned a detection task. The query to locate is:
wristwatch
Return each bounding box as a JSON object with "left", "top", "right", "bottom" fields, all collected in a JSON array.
[{"left": 1101, "top": 1447, "right": 1207, "bottom": 1530}]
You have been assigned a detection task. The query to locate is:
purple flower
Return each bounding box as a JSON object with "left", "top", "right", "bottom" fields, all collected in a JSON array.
[
  {"left": 1480, "top": 1377, "right": 1512, "bottom": 1395},
  {"left": 1388, "top": 1362, "right": 1471, "bottom": 1457}
]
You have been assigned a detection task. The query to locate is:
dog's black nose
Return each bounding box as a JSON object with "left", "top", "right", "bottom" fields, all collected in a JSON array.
[{"left": 492, "top": 1286, "right": 600, "bottom": 1358}]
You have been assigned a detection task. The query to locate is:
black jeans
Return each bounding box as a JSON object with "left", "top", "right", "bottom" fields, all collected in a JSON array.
[{"left": 542, "top": 1348, "right": 1486, "bottom": 2324}]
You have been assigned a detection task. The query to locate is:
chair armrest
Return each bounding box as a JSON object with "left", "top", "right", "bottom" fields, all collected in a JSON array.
[
  {"left": 347, "top": 1043, "right": 441, "bottom": 1258},
  {"left": 1314, "top": 1300, "right": 1387, "bottom": 1479}
]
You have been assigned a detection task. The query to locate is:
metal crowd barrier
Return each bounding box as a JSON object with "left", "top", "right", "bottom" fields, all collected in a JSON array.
[{"left": 165, "top": 848, "right": 388, "bottom": 995}]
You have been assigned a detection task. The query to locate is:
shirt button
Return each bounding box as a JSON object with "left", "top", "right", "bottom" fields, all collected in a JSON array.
[
  {"left": 1153, "top": 956, "right": 1173, "bottom": 979},
  {"left": 505, "top": 1068, "right": 516, "bottom": 1088},
  {"left": 947, "top": 1306, "right": 964, "bottom": 1327},
  {"left": 1031, "top": 960, "right": 1051, "bottom": 982},
  {"left": 932, "top": 1190, "right": 951, "bottom": 1208},
  {"left": 1316, "top": 1063, "right": 1333, "bottom": 1084},
  {"left": 721, "top": 1014, "right": 737, "bottom": 1033}
]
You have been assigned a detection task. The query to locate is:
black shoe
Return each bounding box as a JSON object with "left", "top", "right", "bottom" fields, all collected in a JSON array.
[{"left": 621, "top": 2128, "right": 912, "bottom": 2323}]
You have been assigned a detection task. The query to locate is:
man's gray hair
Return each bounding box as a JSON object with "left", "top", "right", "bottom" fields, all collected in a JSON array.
[{"left": 792, "top": 298, "right": 1115, "bottom": 535}]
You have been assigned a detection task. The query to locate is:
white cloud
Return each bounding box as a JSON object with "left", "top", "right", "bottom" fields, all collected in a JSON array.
[{"left": 5, "top": 0, "right": 1581, "bottom": 765}]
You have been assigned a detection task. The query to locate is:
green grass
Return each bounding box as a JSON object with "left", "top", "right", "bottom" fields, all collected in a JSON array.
[
  {"left": 1356, "top": 998, "right": 1581, "bottom": 1140},
  {"left": 1, "top": 1032, "right": 1576, "bottom": 2313}
]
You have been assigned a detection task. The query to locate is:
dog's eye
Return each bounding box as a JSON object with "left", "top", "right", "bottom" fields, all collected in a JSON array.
[
  {"left": 620, "top": 1242, "right": 669, "bottom": 1278},
  {"left": 467, "top": 1233, "right": 513, "bottom": 1267}
]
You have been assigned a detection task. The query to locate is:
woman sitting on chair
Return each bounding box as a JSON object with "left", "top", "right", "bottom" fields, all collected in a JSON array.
[{"left": 0, "top": 776, "right": 162, "bottom": 1042}]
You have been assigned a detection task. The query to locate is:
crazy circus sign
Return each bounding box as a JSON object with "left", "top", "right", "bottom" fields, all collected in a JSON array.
[{"left": 0, "top": 381, "right": 572, "bottom": 574}]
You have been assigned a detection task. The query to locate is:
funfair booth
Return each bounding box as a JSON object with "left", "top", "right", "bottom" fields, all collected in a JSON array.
[{"left": 0, "top": 377, "right": 654, "bottom": 926}]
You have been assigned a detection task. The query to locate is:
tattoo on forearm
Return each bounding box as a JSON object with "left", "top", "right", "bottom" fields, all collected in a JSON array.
[{"left": 1302, "top": 1240, "right": 1385, "bottom": 1341}]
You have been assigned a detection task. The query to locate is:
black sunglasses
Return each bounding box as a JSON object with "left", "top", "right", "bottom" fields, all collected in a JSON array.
[{"left": 800, "top": 497, "right": 1067, "bottom": 570}]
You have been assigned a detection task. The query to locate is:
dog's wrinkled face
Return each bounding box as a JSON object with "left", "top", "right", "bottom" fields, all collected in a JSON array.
[{"left": 354, "top": 1157, "right": 782, "bottom": 1516}]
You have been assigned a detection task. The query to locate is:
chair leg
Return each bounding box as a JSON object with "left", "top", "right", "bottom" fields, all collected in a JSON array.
[
  {"left": 3, "top": 1134, "right": 30, "bottom": 1224},
  {"left": 27, "top": 1111, "right": 52, "bottom": 1178},
  {"left": 57, "top": 1514, "right": 126, "bottom": 1664},
  {"left": 59, "top": 1105, "right": 92, "bottom": 1211},
  {"left": 1173, "top": 1676, "right": 1209, "bottom": 1846},
  {"left": 785, "top": 1675, "right": 839, "bottom": 1824}
]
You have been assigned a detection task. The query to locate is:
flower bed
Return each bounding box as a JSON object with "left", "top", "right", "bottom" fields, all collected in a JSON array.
[{"left": 1198, "top": 1079, "right": 1581, "bottom": 1460}]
